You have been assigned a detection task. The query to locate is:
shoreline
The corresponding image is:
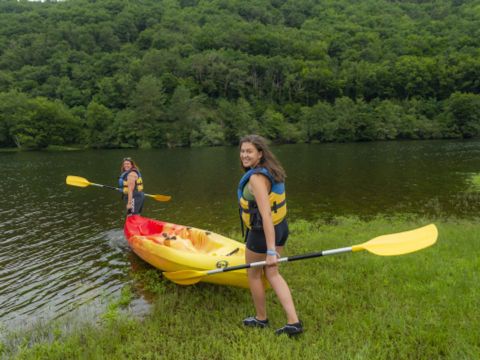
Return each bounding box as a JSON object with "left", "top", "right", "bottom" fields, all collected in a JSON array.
[{"left": 3, "top": 216, "right": 478, "bottom": 359}]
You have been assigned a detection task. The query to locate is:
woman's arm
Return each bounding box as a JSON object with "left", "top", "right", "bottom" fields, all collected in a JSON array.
[
  {"left": 126, "top": 172, "right": 138, "bottom": 210},
  {"left": 249, "top": 174, "right": 277, "bottom": 265}
]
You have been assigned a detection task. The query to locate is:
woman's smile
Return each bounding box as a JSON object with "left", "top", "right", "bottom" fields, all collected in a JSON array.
[{"left": 240, "top": 142, "right": 262, "bottom": 168}]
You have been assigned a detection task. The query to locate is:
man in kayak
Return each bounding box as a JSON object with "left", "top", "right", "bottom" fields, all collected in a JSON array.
[
  {"left": 238, "top": 135, "right": 303, "bottom": 337},
  {"left": 119, "top": 157, "right": 145, "bottom": 215}
]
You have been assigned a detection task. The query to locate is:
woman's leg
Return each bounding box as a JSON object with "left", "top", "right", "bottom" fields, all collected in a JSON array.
[
  {"left": 246, "top": 248, "right": 268, "bottom": 320},
  {"left": 264, "top": 246, "right": 299, "bottom": 324}
]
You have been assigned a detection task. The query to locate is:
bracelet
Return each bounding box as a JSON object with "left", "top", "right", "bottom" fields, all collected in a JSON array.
[{"left": 266, "top": 249, "right": 277, "bottom": 256}]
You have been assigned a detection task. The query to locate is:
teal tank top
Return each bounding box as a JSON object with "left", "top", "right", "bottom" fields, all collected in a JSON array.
[{"left": 242, "top": 182, "right": 255, "bottom": 201}]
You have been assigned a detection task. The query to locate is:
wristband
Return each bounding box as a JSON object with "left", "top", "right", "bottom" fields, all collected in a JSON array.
[{"left": 266, "top": 249, "right": 277, "bottom": 256}]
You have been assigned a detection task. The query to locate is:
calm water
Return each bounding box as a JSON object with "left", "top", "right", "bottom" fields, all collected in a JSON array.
[{"left": 1, "top": 140, "right": 480, "bottom": 329}]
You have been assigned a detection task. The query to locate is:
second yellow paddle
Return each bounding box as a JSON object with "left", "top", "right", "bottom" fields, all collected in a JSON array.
[{"left": 66, "top": 175, "right": 171, "bottom": 202}]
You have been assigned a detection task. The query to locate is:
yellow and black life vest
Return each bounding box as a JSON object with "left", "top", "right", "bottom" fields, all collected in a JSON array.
[
  {"left": 237, "top": 167, "right": 287, "bottom": 230},
  {"left": 119, "top": 169, "right": 144, "bottom": 194}
]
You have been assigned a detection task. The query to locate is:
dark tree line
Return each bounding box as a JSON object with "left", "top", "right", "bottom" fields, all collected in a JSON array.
[{"left": 0, "top": 0, "right": 479, "bottom": 149}]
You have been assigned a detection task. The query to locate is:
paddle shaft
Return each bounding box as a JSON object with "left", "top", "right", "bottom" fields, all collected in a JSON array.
[
  {"left": 90, "top": 182, "right": 119, "bottom": 191},
  {"left": 205, "top": 246, "right": 353, "bottom": 275},
  {"left": 89, "top": 182, "right": 158, "bottom": 199}
]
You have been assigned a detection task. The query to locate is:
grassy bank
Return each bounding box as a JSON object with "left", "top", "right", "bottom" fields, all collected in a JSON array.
[{"left": 3, "top": 216, "right": 479, "bottom": 359}]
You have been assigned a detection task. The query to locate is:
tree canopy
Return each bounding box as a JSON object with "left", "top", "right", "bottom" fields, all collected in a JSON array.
[{"left": 1, "top": 0, "right": 479, "bottom": 149}]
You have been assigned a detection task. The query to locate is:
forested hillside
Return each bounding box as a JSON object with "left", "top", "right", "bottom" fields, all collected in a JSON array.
[{"left": 1, "top": 0, "right": 479, "bottom": 149}]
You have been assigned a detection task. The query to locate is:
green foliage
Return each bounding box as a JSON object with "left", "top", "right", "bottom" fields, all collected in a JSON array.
[
  {"left": 192, "top": 119, "right": 225, "bottom": 146},
  {"left": 0, "top": 91, "right": 32, "bottom": 147},
  {"left": 218, "top": 97, "right": 260, "bottom": 144},
  {"left": 0, "top": 91, "right": 81, "bottom": 149},
  {"left": 101, "top": 286, "right": 133, "bottom": 323},
  {"left": 85, "top": 101, "right": 114, "bottom": 147},
  {"left": 0, "top": 0, "right": 480, "bottom": 148},
  {"left": 127, "top": 75, "right": 167, "bottom": 148},
  {"left": 443, "top": 92, "right": 480, "bottom": 138}
]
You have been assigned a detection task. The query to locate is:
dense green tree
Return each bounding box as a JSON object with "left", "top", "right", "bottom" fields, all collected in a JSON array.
[
  {"left": 94, "top": 73, "right": 135, "bottom": 109},
  {"left": 0, "top": 71, "right": 13, "bottom": 92},
  {"left": 85, "top": 101, "right": 114, "bottom": 147},
  {"left": 369, "top": 100, "right": 401, "bottom": 140},
  {"left": 443, "top": 92, "right": 480, "bottom": 138},
  {"left": 299, "top": 100, "right": 335, "bottom": 142},
  {"left": 0, "top": 0, "right": 479, "bottom": 148},
  {"left": 332, "top": 97, "right": 358, "bottom": 142},
  {"left": 128, "top": 75, "right": 167, "bottom": 148},
  {"left": 7, "top": 96, "right": 80, "bottom": 149},
  {"left": 190, "top": 117, "right": 225, "bottom": 146},
  {"left": 260, "top": 107, "right": 300, "bottom": 143},
  {"left": 108, "top": 108, "right": 138, "bottom": 148},
  {"left": 218, "top": 97, "right": 259, "bottom": 144},
  {"left": 166, "top": 84, "right": 208, "bottom": 146},
  {"left": 0, "top": 91, "right": 33, "bottom": 147}
]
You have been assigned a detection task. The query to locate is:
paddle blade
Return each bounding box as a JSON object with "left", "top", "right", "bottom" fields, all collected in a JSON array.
[
  {"left": 147, "top": 194, "right": 172, "bottom": 202},
  {"left": 66, "top": 175, "right": 91, "bottom": 188},
  {"left": 354, "top": 224, "right": 438, "bottom": 256},
  {"left": 163, "top": 270, "right": 207, "bottom": 285}
]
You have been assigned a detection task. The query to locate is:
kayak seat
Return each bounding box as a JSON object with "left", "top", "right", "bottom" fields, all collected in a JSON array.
[
  {"left": 225, "top": 247, "right": 240, "bottom": 256},
  {"left": 137, "top": 233, "right": 199, "bottom": 253}
]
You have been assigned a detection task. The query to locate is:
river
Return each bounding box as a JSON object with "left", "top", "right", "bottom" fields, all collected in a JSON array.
[{"left": 1, "top": 140, "right": 479, "bottom": 329}]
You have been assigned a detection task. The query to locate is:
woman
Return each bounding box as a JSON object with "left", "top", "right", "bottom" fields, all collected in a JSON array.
[
  {"left": 237, "top": 135, "right": 302, "bottom": 336},
  {"left": 119, "top": 157, "right": 145, "bottom": 215}
]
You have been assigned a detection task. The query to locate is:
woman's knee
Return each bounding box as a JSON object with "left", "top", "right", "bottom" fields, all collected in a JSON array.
[
  {"left": 248, "top": 267, "right": 264, "bottom": 280},
  {"left": 264, "top": 266, "right": 281, "bottom": 280}
]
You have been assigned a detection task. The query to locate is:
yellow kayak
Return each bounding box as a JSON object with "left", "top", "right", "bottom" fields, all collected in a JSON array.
[{"left": 124, "top": 215, "right": 250, "bottom": 288}]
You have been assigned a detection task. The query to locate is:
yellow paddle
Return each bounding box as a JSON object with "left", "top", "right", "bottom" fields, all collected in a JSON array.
[
  {"left": 66, "top": 175, "right": 171, "bottom": 202},
  {"left": 163, "top": 223, "right": 438, "bottom": 286}
]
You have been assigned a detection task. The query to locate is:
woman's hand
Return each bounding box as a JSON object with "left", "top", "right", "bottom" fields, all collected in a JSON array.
[{"left": 266, "top": 253, "right": 278, "bottom": 266}]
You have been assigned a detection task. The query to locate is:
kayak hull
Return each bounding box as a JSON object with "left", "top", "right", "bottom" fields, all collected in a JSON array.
[{"left": 124, "top": 215, "right": 250, "bottom": 288}]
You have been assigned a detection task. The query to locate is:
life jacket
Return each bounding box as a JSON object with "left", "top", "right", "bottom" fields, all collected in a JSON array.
[
  {"left": 237, "top": 167, "right": 287, "bottom": 230},
  {"left": 119, "top": 169, "right": 144, "bottom": 194}
]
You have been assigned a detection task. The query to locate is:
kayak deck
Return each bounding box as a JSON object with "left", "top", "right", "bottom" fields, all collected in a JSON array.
[{"left": 124, "top": 215, "right": 250, "bottom": 288}]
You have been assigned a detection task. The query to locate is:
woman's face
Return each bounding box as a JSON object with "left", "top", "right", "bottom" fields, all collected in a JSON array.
[
  {"left": 240, "top": 142, "right": 262, "bottom": 168},
  {"left": 123, "top": 160, "right": 133, "bottom": 171}
]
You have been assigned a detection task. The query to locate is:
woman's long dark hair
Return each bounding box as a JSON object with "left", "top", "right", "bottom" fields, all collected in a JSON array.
[
  {"left": 120, "top": 157, "right": 139, "bottom": 172},
  {"left": 239, "top": 135, "right": 286, "bottom": 183}
]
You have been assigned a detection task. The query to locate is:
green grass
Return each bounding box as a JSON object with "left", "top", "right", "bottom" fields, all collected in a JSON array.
[
  {"left": 467, "top": 173, "right": 480, "bottom": 192},
  {"left": 3, "top": 216, "right": 479, "bottom": 359}
]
